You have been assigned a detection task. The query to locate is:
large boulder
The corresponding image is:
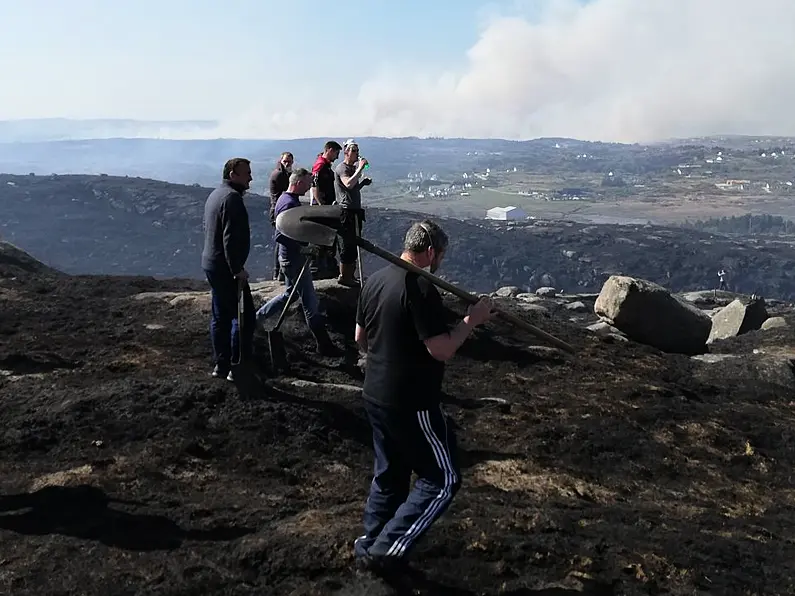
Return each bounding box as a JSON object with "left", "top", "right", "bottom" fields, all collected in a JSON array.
[
  {"left": 594, "top": 276, "right": 712, "bottom": 355},
  {"left": 708, "top": 298, "right": 769, "bottom": 343}
]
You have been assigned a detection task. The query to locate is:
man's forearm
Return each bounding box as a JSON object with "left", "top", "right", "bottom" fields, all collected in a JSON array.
[
  {"left": 344, "top": 170, "right": 363, "bottom": 189},
  {"left": 446, "top": 316, "right": 476, "bottom": 354}
]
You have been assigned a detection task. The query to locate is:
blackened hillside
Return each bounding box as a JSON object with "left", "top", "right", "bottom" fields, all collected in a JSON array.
[{"left": 2, "top": 173, "right": 795, "bottom": 298}]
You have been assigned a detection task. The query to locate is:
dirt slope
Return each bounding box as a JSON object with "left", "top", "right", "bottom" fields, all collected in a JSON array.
[{"left": 1, "top": 258, "right": 794, "bottom": 595}]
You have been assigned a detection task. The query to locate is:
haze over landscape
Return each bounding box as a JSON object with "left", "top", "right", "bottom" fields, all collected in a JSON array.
[{"left": 2, "top": 0, "right": 795, "bottom": 142}]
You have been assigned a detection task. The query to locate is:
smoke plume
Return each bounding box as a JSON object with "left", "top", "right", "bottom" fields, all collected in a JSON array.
[{"left": 217, "top": 0, "right": 795, "bottom": 142}]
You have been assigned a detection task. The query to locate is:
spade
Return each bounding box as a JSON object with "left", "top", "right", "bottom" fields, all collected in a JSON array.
[{"left": 267, "top": 255, "right": 312, "bottom": 372}]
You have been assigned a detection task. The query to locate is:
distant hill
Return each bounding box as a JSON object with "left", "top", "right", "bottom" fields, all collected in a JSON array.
[
  {"left": 3, "top": 173, "right": 795, "bottom": 299},
  {"left": 0, "top": 118, "right": 219, "bottom": 142}
]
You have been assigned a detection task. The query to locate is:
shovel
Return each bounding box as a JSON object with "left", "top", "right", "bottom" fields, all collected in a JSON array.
[
  {"left": 354, "top": 213, "right": 366, "bottom": 284},
  {"left": 231, "top": 280, "right": 246, "bottom": 366},
  {"left": 267, "top": 256, "right": 312, "bottom": 372},
  {"left": 275, "top": 205, "right": 576, "bottom": 354}
]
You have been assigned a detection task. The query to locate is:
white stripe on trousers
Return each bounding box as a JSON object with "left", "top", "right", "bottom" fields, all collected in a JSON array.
[{"left": 385, "top": 406, "right": 458, "bottom": 558}]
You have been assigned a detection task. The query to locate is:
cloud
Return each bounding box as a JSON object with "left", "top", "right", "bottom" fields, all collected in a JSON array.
[{"left": 217, "top": 0, "right": 795, "bottom": 142}]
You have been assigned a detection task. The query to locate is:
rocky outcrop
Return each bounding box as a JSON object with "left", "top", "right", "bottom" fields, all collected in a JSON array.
[
  {"left": 594, "top": 275, "right": 712, "bottom": 355},
  {"left": 708, "top": 298, "right": 769, "bottom": 343}
]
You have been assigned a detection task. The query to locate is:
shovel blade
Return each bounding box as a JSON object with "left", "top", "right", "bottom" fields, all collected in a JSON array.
[
  {"left": 267, "top": 330, "right": 289, "bottom": 373},
  {"left": 275, "top": 205, "right": 344, "bottom": 247}
]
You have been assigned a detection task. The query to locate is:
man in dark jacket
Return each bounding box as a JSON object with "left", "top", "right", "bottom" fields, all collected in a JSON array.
[
  {"left": 352, "top": 220, "right": 495, "bottom": 575},
  {"left": 269, "top": 152, "right": 293, "bottom": 281},
  {"left": 311, "top": 141, "right": 341, "bottom": 206},
  {"left": 201, "top": 157, "right": 256, "bottom": 381}
]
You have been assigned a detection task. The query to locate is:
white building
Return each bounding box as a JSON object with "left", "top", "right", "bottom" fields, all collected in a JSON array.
[{"left": 485, "top": 206, "right": 528, "bottom": 220}]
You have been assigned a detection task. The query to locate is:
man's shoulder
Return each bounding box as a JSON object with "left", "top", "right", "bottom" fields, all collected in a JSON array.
[
  {"left": 275, "top": 192, "right": 299, "bottom": 208},
  {"left": 314, "top": 158, "right": 332, "bottom": 174},
  {"left": 365, "top": 265, "right": 406, "bottom": 292},
  {"left": 208, "top": 183, "right": 240, "bottom": 204},
  {"left": 335, "top": 161, "right": 354, "bottom": 176}
]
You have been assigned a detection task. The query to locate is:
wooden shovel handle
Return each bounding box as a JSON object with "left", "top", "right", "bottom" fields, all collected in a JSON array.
[{"left": 357, "top": 238, "right": 575, "bottom": 354}]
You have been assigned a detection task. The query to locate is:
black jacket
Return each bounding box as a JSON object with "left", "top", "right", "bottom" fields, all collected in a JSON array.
[
  {"left": 201, "top": 180, "right": 250, "bottom": 275},
  {"left": 269, "top": 163, "right": 290, "bottom": 224}
]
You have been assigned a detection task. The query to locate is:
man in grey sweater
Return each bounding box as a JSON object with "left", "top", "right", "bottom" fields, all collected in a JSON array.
[{"left": 201, "top": 157, "right": 256, "bottom": 381}]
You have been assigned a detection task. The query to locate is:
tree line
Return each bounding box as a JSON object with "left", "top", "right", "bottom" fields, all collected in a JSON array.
[{"left": 681, "top": 213, "right": 795, "bottom": 235}]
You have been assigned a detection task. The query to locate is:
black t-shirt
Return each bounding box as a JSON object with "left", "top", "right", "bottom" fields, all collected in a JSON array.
[{"left": 356, "top": 264, "right": 450, "bottom": 409}]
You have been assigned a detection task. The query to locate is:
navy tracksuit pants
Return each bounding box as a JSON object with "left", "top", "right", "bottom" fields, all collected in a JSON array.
[
  {"left": 356, "top": 400, "right": 462, "bottom": 561},
  {"left": 204, "top": 268, "right": 255, "bottom": 368}
]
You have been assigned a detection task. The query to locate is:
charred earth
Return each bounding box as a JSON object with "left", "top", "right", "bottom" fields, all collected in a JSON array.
[{"left": 1, "top": 246, "right": 794, "bottom": 595}]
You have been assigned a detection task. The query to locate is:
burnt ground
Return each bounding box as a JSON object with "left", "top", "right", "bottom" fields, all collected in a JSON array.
[{"left": 1, "top": 262, "right": 795, "bottom": 596}]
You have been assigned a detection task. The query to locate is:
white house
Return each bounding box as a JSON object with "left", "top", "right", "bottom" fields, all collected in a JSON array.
[{"left": 485, "top": 206, "right": 528, "bottom": 220}]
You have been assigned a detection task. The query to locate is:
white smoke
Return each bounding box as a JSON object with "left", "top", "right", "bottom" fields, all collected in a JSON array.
[{"left": 216, "top": 0, "right": 795, "bottom": 142}]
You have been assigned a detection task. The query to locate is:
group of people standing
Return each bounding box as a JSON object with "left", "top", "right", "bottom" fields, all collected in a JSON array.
[
  {"left": 268, "top": 139, "right": 371, "bottom": 285},
  {"left": 200, "top": 139, "right": 370, "bottom": 380},
  {"left": 200, "top": 147, "right": 496, "bottom": 580}
]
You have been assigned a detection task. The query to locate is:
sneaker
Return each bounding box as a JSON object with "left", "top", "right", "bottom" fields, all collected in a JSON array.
[
  {"left": 212, "top": 364, "right": 229, "bottom": 379},
  {"left": 354, "top": 553, "right": 408, "bottom": 577},
  {"left": 353, "top": 535, "right": 370, "bottom": 559},
  {"left": 226, "top": 369, "right": 235, "bottom": 382}
]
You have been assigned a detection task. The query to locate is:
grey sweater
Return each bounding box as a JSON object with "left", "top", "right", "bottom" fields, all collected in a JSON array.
[{"left": 201, "top": 180, "right": 250, "bottom": 275}]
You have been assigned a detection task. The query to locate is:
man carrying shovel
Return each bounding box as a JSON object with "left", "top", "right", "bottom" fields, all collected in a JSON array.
[
  {"left": 352, "top": 220, "right": 495, "bottom": 576},
  {"left": 255, "top": 168, "right": 342, "bottom": 357}
]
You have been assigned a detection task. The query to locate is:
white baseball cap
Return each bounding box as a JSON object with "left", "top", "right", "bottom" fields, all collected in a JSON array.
[{"left": 343, "top": 138, "right": 357, "bottom": 150}]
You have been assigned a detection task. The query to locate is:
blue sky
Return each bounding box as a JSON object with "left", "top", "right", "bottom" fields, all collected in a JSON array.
[{"left": 0, "top": 0, "right": 538, "bottom": 120}]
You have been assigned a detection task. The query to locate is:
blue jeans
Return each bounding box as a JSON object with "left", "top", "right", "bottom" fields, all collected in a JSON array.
[
  {"left": 204, "top": 268, "right": 255, "bottom": 368},
  {"left": 356, "top": 401, "right": 461, "bottom": 562},
  {"left": 256, "top": 258, "right": 323, "bottom": 329}
]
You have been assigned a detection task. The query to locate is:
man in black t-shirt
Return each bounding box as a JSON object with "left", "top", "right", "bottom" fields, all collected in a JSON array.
[{"left": 353, "top": 220, "right": 495, "bottom": 574}]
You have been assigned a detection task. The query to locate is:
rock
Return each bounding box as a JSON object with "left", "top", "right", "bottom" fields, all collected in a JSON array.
[
  {"left": 594, "top": 275, "right": 712, "bottom": 355},
  {"left": 679, "top": 290, "right": 735, "bottom": 307},
  {"left": 691, "top": 354, "right": 739, "bottom": 364},
  {"left": 708, "top": 298, "right": 769, "bottom": 343},
  {"left": 525, "top": 346, "right": 566, "bottom": 359},
  {"left": 494, "top": 286, "right": 521, "bottom": 298},
  {"left": 536, "top": 287, "right": 557, "bottom": 298},
  {"left": 586, "top": 321, "right": 623, "bottom": 336},
  {"left": 515, "top": 293, "right": 544, "bottom": 303},
  {"left": 518, "top": 304, "right": 549, "bottom": 315},
  {"left": 761, "top": 316, "right": 788, "bottom": 331},
  {"left": 565, "top": 301, "right": 588, "bottom": 313},
  {"left": 607, "top": 333, "right": 628, "bottom": 343}
]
